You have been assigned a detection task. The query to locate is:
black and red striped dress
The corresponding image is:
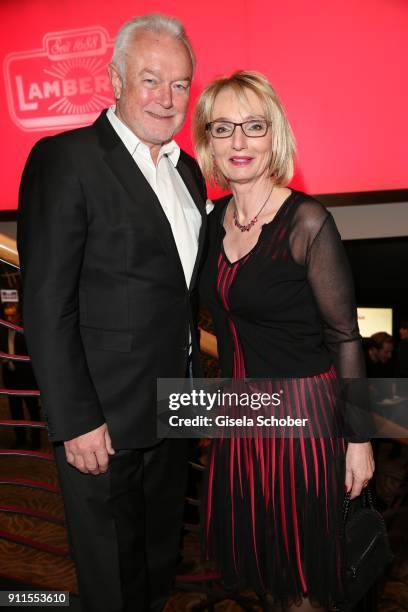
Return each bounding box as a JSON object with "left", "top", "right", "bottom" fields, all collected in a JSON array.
[{"left": 199, "top": 189, "right": 366, "bottom": 607}]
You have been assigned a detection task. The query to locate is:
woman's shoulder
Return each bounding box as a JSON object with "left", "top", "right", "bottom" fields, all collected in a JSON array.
[
  {"left": 290, "top": 189, "right": 331, "bottom": 233},
  {"left": 290, "top": 189, "right": 328, "bottom": 215}
]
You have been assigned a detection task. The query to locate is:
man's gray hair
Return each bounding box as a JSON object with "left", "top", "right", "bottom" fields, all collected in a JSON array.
[{"left": 111, "top": 13, "right": 195, "bottom": 79}]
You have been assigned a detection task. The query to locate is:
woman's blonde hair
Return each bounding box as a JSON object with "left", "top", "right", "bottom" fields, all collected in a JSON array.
[{"left": 192, "top": 71, "right": 296, "bottom": 189}]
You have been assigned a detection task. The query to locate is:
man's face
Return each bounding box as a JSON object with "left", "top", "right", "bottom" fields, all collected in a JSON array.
[
  {"left": 376, "top": 341, "right": 394, "bottom": 363},
  {"left": 109, "top": 31, "right": 193, "bottom": 151}
]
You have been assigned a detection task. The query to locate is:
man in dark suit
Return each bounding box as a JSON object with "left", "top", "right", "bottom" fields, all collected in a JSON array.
[
  {"left": 18, "top": 14, "right": 206, "bottom": 612},
  {"left": 364, "top": 331, "right": 394, "bottom": 378}
]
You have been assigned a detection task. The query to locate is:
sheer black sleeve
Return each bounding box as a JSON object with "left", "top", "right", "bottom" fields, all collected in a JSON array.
[{"left": 290, "top": 200, "right": 369, "bottom": 442}]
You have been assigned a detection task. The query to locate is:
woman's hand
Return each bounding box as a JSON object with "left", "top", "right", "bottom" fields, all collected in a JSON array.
[{"left": 345, "top": 441, "right": 375, "bottom": 499}]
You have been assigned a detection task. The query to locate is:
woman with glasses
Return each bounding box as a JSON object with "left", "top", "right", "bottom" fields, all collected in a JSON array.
[{"left": 193, "top": 71, "right": 374, "bottom": 611}]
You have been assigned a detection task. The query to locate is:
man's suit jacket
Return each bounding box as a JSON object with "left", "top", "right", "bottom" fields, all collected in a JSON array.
[{"left": 17, "top": 110, "right": 207, "bottom": 448}]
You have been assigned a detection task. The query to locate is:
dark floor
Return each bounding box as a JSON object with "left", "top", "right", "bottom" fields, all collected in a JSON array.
[{"left": 0, "top": 396, "right": 407, "bottom": 611}]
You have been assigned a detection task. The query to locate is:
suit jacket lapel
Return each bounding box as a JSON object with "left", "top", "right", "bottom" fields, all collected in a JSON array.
[
  {"left": 95, "top": 111, "right": 207, "bottom": 292},
  {"left": 176, "top": 153, "right": 207, "bottom": 291},
  {"left": 96, "top": 113, "right": 186, "bottom": 283}
]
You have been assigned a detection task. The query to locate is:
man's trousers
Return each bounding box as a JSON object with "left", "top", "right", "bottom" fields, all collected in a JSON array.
[{"left": 54, "top": 439, "right": 189, "bottom": 612}]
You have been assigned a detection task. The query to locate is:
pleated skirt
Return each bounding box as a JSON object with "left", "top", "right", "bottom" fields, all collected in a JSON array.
[{"left": 203, "top": 367, "right": 347, "bottom": 608}]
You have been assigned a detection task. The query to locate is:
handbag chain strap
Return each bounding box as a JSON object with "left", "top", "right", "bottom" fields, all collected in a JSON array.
[{"left": 343, "top": 484, "right": 374, "bottom": 522}]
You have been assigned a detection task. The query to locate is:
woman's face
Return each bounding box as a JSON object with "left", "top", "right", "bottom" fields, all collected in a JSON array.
[{"left": 209, "top": 87, "right": 272, "bottom": 186}]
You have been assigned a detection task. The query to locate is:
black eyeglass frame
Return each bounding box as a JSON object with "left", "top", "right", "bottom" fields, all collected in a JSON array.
[{"left": 205, "top": 119, "right": 271, "bottom": 138}]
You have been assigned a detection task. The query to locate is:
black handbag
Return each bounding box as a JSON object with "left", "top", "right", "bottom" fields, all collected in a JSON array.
[{"left": 342, "top": 485, "right": 393, "bottom": 607}]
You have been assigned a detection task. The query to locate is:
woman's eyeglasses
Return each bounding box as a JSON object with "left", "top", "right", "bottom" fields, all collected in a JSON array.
[{"left": 205, "top": 119, "right": 270, "bottom": 138}]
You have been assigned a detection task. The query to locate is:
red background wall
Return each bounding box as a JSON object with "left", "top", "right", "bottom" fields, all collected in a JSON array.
[{"left": 1, "top": 0, "right": 407, "bottom": 210}]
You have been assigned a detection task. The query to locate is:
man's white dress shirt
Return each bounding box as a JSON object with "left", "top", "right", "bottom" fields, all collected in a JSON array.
[{"left": 107, "top": 106, "right": 201, "bottom": 288}]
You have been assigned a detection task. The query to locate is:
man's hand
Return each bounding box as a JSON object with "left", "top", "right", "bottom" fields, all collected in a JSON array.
[
  {"left": 345, "top": 441, "right": 375, "bottom": 499},
  {"left": 64, "top": 423, "right": 115, "bottom": 475}
]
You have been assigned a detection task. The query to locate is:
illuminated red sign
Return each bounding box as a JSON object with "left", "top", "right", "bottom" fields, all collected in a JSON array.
[{"left": 4, "top": 26, "right": 114, "bottom": 131}]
